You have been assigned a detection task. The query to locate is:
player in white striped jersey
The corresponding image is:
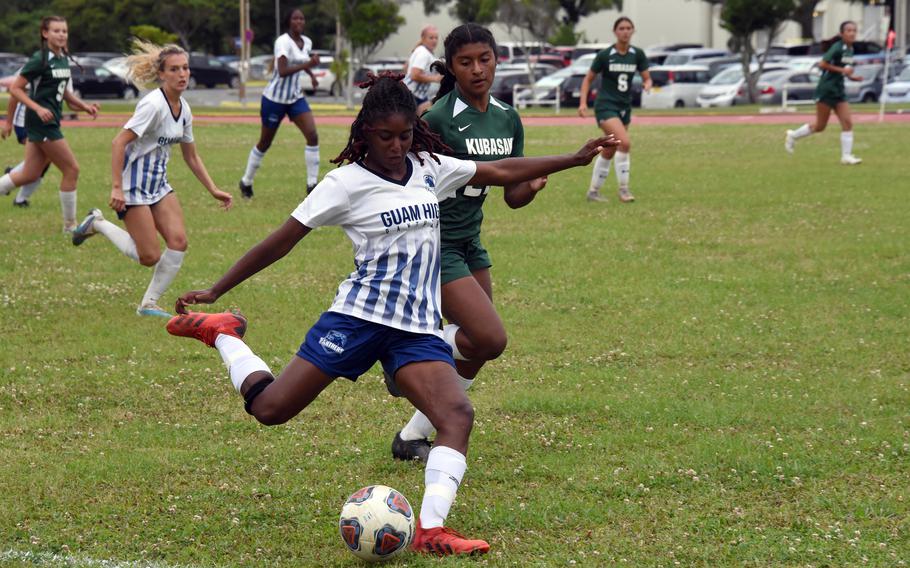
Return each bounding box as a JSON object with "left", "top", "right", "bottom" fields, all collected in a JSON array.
[
  {"left": 71, "top": 41, "right": 232, "bottom": 317},
  {"left": 239, "top": 8, "right": 321, "bottom": 198},
  {"left": 402, "top": 25, "right": 442, "bottom": 114},
  {"left": 2, "top": 89, "right": 50, "bottom": 207},
  {"left": 167, "top": 73, "right": 615, "bottom": 556}
]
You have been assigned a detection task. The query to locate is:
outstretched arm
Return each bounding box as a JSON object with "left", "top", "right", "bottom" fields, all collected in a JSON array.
[
  {"left": 180, "top": 142, "right": 233, "bottom": 209},
  {"left": 176, "top": 218, "right": 311, "bottom": 313},
  {"left": 469, "top": 136, "right": 616, "bottom": 188},
  {"left": 503, "top": 178, "right": 547, "bottom": 209}
]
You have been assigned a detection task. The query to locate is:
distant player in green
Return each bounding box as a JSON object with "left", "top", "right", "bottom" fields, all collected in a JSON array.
[
  {"left": 578, "top": 16, "right": 651, "bottom": 203},
  {"left": 0, "top": 15, "right": 99, "bottom": 231},
  {"left": 390, "top": 24, "right": 553, "bottom": 462},
  {"left": 785, "top": 21, "right": 863, "bottom": 165}
]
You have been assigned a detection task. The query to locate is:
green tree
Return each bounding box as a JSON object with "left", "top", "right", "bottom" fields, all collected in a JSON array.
[
  {"left": 337, "top": 0, "right": 405, "bottom": 108},
  {"left": 421, "top": 0, "right": 500, "bottom": 25},
  {"left": 707, "top": 0, "right": 795, "bottom": 102},
  {"left": 557, "top": 0, "right": 621, "bottom": 27},
  {"left": 129, "top": 25, "right": 179, "bottom": 47}
]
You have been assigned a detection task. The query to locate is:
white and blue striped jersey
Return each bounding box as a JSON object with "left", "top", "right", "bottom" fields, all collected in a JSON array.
[
  {"left": 13, "top": 99, "right": 26, "bottom": 127},
  {"left": 291, "top": 152, "right": 477, "bottom": 336},
  {"left": 121, "top": 88, "right": 194, "bottom": 205},
  {"left": 403, "top": 44, "right": 436, "bottom": 100},
  {"left": 263, "top": 33, "right": 313, "bottom": 104}
]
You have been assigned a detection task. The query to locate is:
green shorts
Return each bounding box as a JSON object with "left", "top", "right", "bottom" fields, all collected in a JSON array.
[
  {"left": 815, "top": 95, "right": 846, "bottom": 109},
  {"left": 595, "top": 106, "right": 632, "bottom": 126},
  {"left": 26, "top": 123, "right": 64, "bottom": 143},
  {"left": 440, "top": 235, "right": 492, "bottom": 285}
]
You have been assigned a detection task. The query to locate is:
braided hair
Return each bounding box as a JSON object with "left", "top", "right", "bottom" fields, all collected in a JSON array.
[
  {"left": 39, "top": 15, "right": 81, "bottom": 72},
  {"left": 332, "top": 71, "right": 451, "bottom": 167},
  {"left": 432, "top": 23, "right": 497, "bottom": 104}
]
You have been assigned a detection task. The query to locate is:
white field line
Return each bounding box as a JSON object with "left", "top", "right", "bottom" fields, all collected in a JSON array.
[{"left": 0, "top": 549, "right": 198, "bottom": 568}]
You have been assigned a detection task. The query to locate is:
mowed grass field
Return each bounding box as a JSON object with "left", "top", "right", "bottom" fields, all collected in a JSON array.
[{"left": 1, "top": 119, "right": 908, "bottom": 567}]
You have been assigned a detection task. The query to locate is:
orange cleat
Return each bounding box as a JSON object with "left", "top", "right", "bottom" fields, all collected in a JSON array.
[
  {"left": 411, "top": 522, "right": 490, "bottom": 556},
  {"left": 166, "top": 311, "right": 247, "bottom": 347}
]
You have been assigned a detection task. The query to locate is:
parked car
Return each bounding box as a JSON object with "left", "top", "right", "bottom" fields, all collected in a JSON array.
[
  {"left": 753, "top": 69, "right": 818, "bottom": 105},
  {"left": 663, "top": 48, "right": 731, "bottom": 66},
  {"left": 845, "top": 64, "right": 887, "bottom": 103},
  {"left": 880, "top": 64, "right": 910, "bottom": 103},
  {"left": 509, "top": 54, "right": 567, "bottom": 70},
  {"left": 514, "top": 66, "right": 594, "bottom": 108},
  {"left": 70, "top": 64, "right": 138, "bottom": 99},
  {"left": 299, "top": 50, "right": 340, "bottom": 96},
  {"left": 0, "top": 60, "right": 22, "bottom": 92},
  {"left": 72, "top": 51, "right": 123, "bottom": 62},
  {"left": 646, "top": 43, "right": 705, "bottom": 66},
  {"left": 103, "top": 56, "right": 129, "bottom": 79},
  {"left": 490, "top": 67, "right": 553, "bottom": 105},
  {"left": 188, "top": 54, "right": 240, "bottom": 88},
  {"left": 569, "top": 43, "right": 612, "bottom": 61},
  {"left": 695, "top": 63, "right": 789, "bottom": 107},
  {"left": 499, "top": 59, "right": 560, "bottom": 77},
  {"left": 642, "top": 65, "right": 710, "bottom": 108},
  {"left": 496, "top": 42, "right": 552, "bottom": 63}
]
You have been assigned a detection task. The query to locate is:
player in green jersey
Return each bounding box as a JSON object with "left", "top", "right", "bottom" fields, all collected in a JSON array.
[
  {"left": 578, "top": 17, "right": 651, "bottom": 203},
  {"left": 785, "top": 21, "right": 864, "bottom": 165},
  {"left": 390, "top": 24, "right": 618, "bottom": 462},
  {"left": 0, "top": 16, "right": 99, "bottom": 231}
]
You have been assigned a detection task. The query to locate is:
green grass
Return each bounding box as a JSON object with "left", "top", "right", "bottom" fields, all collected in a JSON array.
[{"left": 1, "top": 121, "right": 908, "bottom": 567}]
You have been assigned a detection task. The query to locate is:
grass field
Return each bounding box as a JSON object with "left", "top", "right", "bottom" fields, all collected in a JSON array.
[{"left": 1, "top": 119, "right": 908, "bottom": 567}]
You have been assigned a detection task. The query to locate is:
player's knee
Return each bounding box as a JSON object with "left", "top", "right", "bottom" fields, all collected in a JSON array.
[
  {"left": 841, "top": 121, "right": 853, "bottom": 132},
  {"left": 167, "top": 234, "right": 188, "bottom": 252},
  {"left": 138, "top": 251, "right": 161, "bottom": 266},
  {"left": 254, "top": 404, "right": 291, "bottom": 426},
  {"left": 471, "top": 329, "right": 507, "bottom": 361},
  {"left": 620, "top": 139, "right": 632, "bottom": 153},
  {"left": 815, "top": 122, "right": 826, "bottom": 133},
  {"left": 439, "top": 399, "right": 474, "bottom": 435}
]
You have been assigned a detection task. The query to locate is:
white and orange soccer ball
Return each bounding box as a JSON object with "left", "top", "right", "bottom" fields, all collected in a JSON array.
[{"left": 339, "top": 485, "right": 415, "bottom": 562}]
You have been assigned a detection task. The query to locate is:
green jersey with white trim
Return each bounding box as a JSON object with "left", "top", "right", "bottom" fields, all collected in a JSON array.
[
  {"left": 20, "top": 50, "right": 71, "bottom": 128},
  {"left": 590, "top": 45, "right": 649, "bottom": 109},
  {"left": 816, "top": 40, "right": 853, "bottom": 101},
  {"left": 423, "top": 89, "right": 524, "bottom": 243}
]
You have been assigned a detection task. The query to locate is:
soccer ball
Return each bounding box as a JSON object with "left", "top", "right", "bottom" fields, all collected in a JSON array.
[{"left": 339, "top": 485, "right": 415, "bottom": 562}]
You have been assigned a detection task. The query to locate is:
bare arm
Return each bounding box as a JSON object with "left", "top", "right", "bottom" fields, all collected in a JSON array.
[
  {"left": 277, "top": 53, "right": 319, "bottom": 78},
  {"left": 641, "top": 69, "right": 652, "bottom": 91},
  {"left": 468, "top": 136, "right": 615, "bottom": 188},
  {"left": 175, "top": 218, "right": 311, "bottom": 313},
  {"left": 577, "top": 70, "right": 596, "bottom": 117},
  {"left": 8, "top": 75, "right": 52, "bottom": 122},
  {"left": 409, "top": 66, "right": 441, "bottom": 84},
  {"left": 109, "top": 129, "right": 139, "bottom": 212},
  {"left": 503, "top": 178, "right": 547, "bottom": 209},
  {"left": 63, "top": 89, "right": 99, "bottom": 118},
  {"left": 180, "top": 142, "right": 233, "bottom": 209},
  {"left": 818, "top": 60, "right": 859, "bottom": 80}
]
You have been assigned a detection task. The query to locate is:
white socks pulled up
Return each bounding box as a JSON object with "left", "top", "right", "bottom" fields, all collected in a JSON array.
[
  {"left": 305, "top": 145, "right": 320, "bottom": 186},
  {"left": 214, "top": 334, "right": 273, "bottom": 392},
  {"left": 419, "top": 445, "right": 467, "bottom": 529},
  {"left": 588, "top": 155, "right": 611, "bottom": 192},
  {"left": 242, "top": 146, "right": 265, "bottom": 185},
  {"left": 141, "top": 248, "right": 185, "bottom": 307}
]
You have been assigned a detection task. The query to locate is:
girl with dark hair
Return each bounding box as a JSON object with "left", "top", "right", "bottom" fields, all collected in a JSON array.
[
  {"left": 166, "top": 72, "right": 613, "bottom": 556},
  {"left": 390, "top": 23, "right": 550, "bottom": 463},
  {"left": 70, "top": 41, "right": 232, "bottom": 318},
  {"left": 578, "top": 16, "right": 651, "bottom": 203},
  {"left": 785, "top": 21, "right": 863, "bottom": 164},
  {"left": 0, "top": 16, "right": 99, "bottom": 231},
  {"left": 238, "top": 7, "right": 321, "bottom": 198}
]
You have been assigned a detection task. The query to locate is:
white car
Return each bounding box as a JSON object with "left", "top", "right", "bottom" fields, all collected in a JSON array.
[
  {"left": 641, "top": 65, "right": 710, "bottom": 108},
  {"left": 299, "top": 51, "right": 340, "bottom": 96},
  {"left": 696, "top": 63, "right": 789, "bottom": 107},
  {"left": 881, "top": 65, "right": 910, "bottom": 103}
]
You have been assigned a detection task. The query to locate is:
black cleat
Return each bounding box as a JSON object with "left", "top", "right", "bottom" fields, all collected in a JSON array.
[
  {"left": 306, "top": 183, "right": 316, "bottom": 195},
  {"left": 12, "top": 199, "right": 29, "bottom": 208},
  {"left": 3, "top": 166, "right": 11, "bottom": 175},
  {"left": 239, "top": 180, "right": 253, "bottom": 199},
  {"left": 392, "top": 431, "right": 432, "bottom": 462}
]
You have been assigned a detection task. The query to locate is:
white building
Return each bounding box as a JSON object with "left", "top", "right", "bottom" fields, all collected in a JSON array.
[{"left": 375, "top": 0, "right": 906, "bottom": 59}]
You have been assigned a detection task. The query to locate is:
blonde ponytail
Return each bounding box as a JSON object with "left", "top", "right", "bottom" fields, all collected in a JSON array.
[{"left": 126, "top": 39, "right": 187, "bottom": 86}]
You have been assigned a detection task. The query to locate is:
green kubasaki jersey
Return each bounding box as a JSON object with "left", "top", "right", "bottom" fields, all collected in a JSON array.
[
  {"left": 815, "top": 40, "right": 853, "bottom": 103},
  {"left": 20, "top": 50, "right": 71, "bottom": 129},
  {"left": 422, "top": 89, "right": 524, "bottom": 242},
  {"left": 590, "top": 45, "right": 649, "bottom": 110}
]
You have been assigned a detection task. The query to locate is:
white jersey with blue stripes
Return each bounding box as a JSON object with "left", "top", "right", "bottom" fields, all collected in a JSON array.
[
  {"left": 13, "top": 100, "right": 26, "bottom": 127},
  {"left": 263, "top": 33, "right": 313, "bottom": 104},
  {"left": 402, "top": 44, "right": 436, "bottom": 99},
  {"left": 291, "top": 152, "right": 477, "bottom": 336},
  {"left": 121, "top": 89, "right": 194, "bottom": 205}
]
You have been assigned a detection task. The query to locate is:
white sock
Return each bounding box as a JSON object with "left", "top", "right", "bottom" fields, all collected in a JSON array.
[
  {"left": 0, "top": 173, "right": 17, "bottom": 196},
  {"left": 400, "top": 374, "right": 474, "bottom": 441},
  {"left": 241, "top": 146, "right": 266, "bottom": 185},
  {"left": 420, "top": 445, "right": 467, "bottom": 529},
  {"left": 305, "top": 145, "right": 320, "bottom": 186},
  {"left": 94, "top": 218, "right": 139, "bottom": 261},
  {"left": 15, "top": 179, "right": 41, "bottom": 203},
  {"left": 59, "top": 190, "right": 77, "bottom": 227},
  {"left": 840, "top": 131, "right": 854, "bottom": 157},
  {"left": 443, "top": 324, "right": 468, "bottom": 361},
  {"left": 614, "top": 151, "right": 630, "bottom": 191},
  {"left": 791, "top": 124, "right": 812, "bottom": 139},
  {"left": 141, "top": 248, "right": 185, "bottom": 307},
  {"left": 214, "top": 334, "right": 272, "bottom": 392},
  {"left": 588, "top": 155, "right": 611, "bottom": 192}
]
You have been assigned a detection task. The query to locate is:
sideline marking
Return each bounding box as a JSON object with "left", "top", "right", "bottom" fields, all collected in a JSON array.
[{"left": 0, "top": 549, "right": 195, "bottom": 568}]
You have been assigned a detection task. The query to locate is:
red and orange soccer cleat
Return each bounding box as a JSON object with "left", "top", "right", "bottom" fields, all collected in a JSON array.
[
  {"left": 411, "top": 522, "right": 490, "bottom": 556},
  {"left": 166, "top": 311, "right": 247, "bottom": 348}
]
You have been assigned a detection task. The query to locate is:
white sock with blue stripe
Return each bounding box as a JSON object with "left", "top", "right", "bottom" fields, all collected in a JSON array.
[
  {"left": 614, "top": 151, "right": 631, "bottom": 190},
  {"left": 589, "top": 155, "right": 611, "bottom": 192},
  {"left": 420, "top": 446, "right": 467, "bottom": 529},
  {"left": 242, "top": 146, "right": 266, "bottom": 185},
  {"left": 141, "top": 248, "right": 185, "bottom": 307},
  {"left": 93, "top": 218, "right": 139, "bottom": 261},
  {"left": 214, "top": 334, "right": 272, "bottom": 392},
  {"left": 305, "top": 145, "right": 320, "bottom": 186},
  {"left": 59, "top": 190, "right": 77, "bottom": 228}
]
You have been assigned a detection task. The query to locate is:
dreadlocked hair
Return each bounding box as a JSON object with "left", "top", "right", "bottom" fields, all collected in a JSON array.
[
  {"left": 39, "top": 16, "right": 81, "bottom": 72},
  {"left": 331, "top": 71, "right": 451, "bottom": 167},
  {"left": 433, "top": 23, "right": 497, "bottom": 103}
]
